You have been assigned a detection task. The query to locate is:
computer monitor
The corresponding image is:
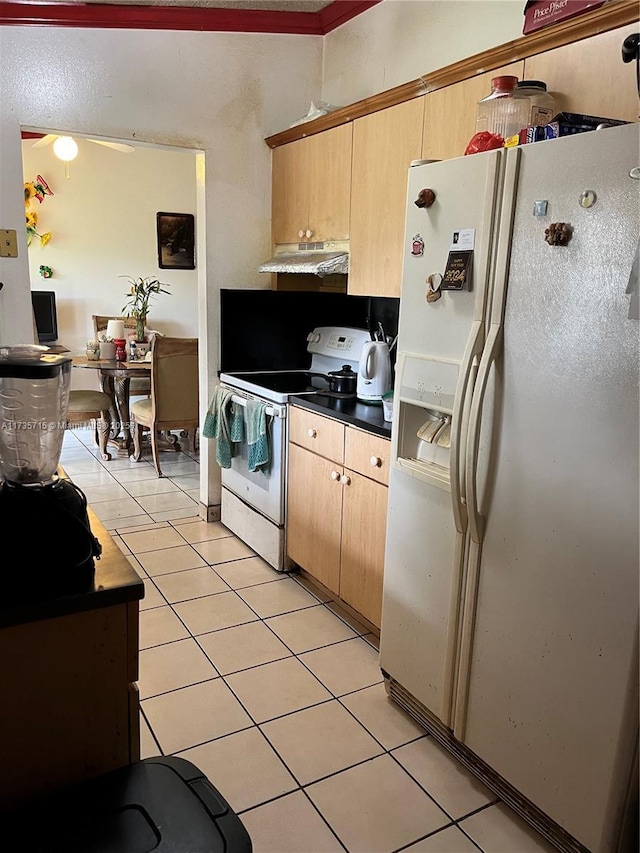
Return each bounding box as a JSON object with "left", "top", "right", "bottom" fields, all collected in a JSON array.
[{"left": 31, "top": 290, "right": 58, "bottom": 344}]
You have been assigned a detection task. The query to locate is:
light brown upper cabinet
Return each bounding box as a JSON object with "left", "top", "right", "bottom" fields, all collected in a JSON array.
[
  {"left": 523, "top": 23, "right": 640, "bottom": 122},
  {"left": 422, "top": 62, "right": 525, "bottom": 162},
  {"left": 271, "top": 123, "right": 352, "bottom": 245},
  {"left": 349, "top": 98, "right": 425, "bottom": 298}
]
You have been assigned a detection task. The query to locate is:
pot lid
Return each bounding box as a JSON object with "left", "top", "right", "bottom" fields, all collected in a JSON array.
[{"left": 328, "top": 364, "right": 356, "bottom": 377}]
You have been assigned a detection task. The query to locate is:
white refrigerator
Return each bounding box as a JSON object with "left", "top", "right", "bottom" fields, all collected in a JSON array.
[{"left": 380, "top": 123, "right": 639, "bottom": 853}]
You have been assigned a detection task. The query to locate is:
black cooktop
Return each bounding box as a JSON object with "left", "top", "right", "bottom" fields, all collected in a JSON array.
[{"left": 225, "top": 370, "right": 329, "bottom": 394}]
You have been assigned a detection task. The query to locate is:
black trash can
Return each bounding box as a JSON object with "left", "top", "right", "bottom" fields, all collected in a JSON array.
[{"left": 1, "top": 756, "right": 252, "bottom": 852}]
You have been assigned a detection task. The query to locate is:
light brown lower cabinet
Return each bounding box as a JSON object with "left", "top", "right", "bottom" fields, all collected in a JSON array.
[{"left": 286, "top": 405, "right": 390, "bottom": 629}]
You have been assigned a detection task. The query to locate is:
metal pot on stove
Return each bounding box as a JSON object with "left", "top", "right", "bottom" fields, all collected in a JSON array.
[{"left": 325, "top": 364, "right": 357, "bottom": 397}]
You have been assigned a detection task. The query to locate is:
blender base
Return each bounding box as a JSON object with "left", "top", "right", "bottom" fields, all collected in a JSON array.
[{"left": 0, "top": 478, "right": 102, "bottom": 600}]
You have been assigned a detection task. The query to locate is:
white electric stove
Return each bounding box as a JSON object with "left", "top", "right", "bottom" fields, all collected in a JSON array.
[
  {"left": 218, "top": 326, "right": 370, "bottom": 569},
  {"left": 219, "top": 326, "right": 370, "bottom": 403}
]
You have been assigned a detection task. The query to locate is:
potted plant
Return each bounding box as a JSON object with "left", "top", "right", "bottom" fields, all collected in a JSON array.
[{"left": 120, "top": 275, "right": 170, "bottom": 343}]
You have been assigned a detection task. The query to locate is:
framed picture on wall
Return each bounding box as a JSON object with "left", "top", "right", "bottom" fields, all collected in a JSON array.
[{"left": 156, "top": 212, "right": 195, "bottom": 270}]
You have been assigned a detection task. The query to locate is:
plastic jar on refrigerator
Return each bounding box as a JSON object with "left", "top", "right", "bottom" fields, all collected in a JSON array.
[
  {"left": 515, "top": 80, "right": 555, "bottom": 126},
  {"left": 475, "top": 75, "right": 522, "bottom": 141}
]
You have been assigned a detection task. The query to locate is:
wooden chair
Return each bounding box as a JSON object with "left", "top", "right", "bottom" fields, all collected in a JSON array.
[
  {"left": 66, "top": 390, "right": 112, "bottom": 461},
  {"left": 92, "top": 315, "right": 150, "bottom": 396},
  {"left": 130, "top": 336, "right": 199, "bottom": 477}
]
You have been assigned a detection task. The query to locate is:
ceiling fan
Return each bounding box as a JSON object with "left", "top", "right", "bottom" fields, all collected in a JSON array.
[{"left": 32, "top": 134, "right": 135, "bottom": 154}]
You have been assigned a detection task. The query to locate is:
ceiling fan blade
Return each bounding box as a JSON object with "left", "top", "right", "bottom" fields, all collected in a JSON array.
[
  {"left": 88, "top": 139, "right": 135, "bottom": 154},
  {"left": 31, "top": 134, "right": 57, "bottom": 148}
]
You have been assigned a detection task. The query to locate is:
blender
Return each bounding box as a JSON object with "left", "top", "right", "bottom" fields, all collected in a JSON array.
[{"left": 0, "top": 345, "right": 102, "bottom": 597}]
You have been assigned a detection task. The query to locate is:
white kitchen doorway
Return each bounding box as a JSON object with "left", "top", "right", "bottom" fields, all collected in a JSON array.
[
  {"left": 20, "top": 127, "right": 207, "bottom": 507},
  {"left": 21, "top": 128, "right": 204, "bottom": 366}
]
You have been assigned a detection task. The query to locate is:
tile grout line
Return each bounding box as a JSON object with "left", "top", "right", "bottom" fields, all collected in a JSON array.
[
  {"left": 70, "top": 434, "right": 488, "bottom": 849},
  {"left": 140, "top": 561, "right": 492, "bottom": 850}
]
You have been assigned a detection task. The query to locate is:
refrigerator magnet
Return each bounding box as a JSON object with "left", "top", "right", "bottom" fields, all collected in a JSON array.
[
  {"left": 411, "top": 234, "right": 425, "bottom": 256},
  {"left": 426, "top": 273, "right": 442, "bottom": 303},
  {"left": 450, "top": 228, "right": 475, "bottom": 251},
  {"left": 441, "top": 251, "right": 473, "bottom": 291}
]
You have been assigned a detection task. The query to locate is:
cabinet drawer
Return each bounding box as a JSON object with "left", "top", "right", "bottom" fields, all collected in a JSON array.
[
  {"left": 289, "top": 406, "right": 344, "bottom": 463},
  {"left": 345, "top": 426, "right": 390, "bottom": 486}
]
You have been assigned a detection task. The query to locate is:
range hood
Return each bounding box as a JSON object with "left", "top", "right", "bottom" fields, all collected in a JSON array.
[{"left": 259, "top": 241, "right": 349, "bottom": 277}]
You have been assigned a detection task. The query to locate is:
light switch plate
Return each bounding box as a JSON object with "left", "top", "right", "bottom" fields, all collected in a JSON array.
[{"left": 0, "top": 230, "right": 18, "bottom": 258}]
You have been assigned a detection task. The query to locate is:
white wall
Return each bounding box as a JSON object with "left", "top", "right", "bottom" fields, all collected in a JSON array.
[
  {"left": 0, "top": 116, "right": 34, "bottom": 346},
  {"left": 1, "top": 2, "right": 528, "bottom": 508},
  {"left": 321, "top": 0, "right": 524, "bottom": 107},
  {"left": 21, "top": 140, "right": 198, "bottom": 389},
  {"left": 1, "top": 25, "right": 323, "bottom": 510}
]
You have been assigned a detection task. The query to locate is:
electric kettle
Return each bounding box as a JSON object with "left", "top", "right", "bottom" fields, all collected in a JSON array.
[{"left": 357, "top": 340, "right": 391, "bottom": 403}]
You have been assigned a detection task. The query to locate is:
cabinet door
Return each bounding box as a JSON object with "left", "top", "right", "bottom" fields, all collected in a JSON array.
[
  {"left": 306, "top": 123, "right": 352, "bottom": 242},
  {"left": 422, "top": 62, "right": 524, "bottom": 161},
  {"left": 349, "top": 98, "right": 425, "bottom": 297},
  {"left": 287, "top": 442, "right": 342, "bottom": 593},
  {"left": 523, "top": 24, "right": 640, "bottom": 122},
  {"left": 0, "top": 603, "right": 133, "bottom": 810},
  {"left": 272, "top": 125, "right": 352, "bottom": 245},
  {"left": 272, "top": 136, "right": 310, "bottom": 244},
  {"left": 340, "top": 470, "right": 388, "bottom": 628}
]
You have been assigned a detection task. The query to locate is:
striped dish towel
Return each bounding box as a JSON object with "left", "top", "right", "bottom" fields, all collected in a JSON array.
[
  {"left": 246, "top": 399, "right": 271, "bottom": 472},
  {"left": 203, "top": 386, "right": 243, "bottom": 468}
]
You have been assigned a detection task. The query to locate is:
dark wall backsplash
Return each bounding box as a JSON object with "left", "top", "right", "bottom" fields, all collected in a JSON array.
[{"left": 220, "top": 289, "right": 399, "bottom": 373}]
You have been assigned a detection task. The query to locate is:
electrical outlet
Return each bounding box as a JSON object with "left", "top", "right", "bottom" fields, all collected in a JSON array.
[{"left": 0, "top": 230, "right": 18, "bottom": 258}]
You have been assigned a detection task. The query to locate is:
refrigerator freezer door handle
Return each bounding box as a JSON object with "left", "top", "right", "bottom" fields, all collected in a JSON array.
[
  {"left": 465, "top": 324, "right": 502, "bottom": 545},
  {"left": 464, "top": 149, "right": 520, "bottom": 545},
  {"left": 450, "top": 319, "right": 484, "bottom": 534}
]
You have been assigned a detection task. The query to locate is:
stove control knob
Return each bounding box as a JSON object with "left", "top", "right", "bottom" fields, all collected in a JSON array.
[
  {"left": 308, "top": 428, "right": 317, "bottom": 438},
  {"left": 298, "top": 229, "right": 305, "bottom": 239},
  {"left": 340, "top": 474, "right": 351, "bottom": 486},
  {"left": 370, "top": 456, "right": 382, "bottom": 468},
  {"left": 305, "top": 229, "right": 313, "bottom": 239},
  {"left": 330, "top": 470, "right": 340, "bottom": 481}
]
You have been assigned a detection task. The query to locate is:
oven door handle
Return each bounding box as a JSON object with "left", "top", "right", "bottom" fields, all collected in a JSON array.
[{"left": 229, "top": 393, "right": 285, "bottom": 419}]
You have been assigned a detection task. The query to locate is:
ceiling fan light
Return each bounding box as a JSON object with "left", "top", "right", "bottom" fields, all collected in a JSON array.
[{"left": 53, "top": 136, "right": 78, "bottom": 162}]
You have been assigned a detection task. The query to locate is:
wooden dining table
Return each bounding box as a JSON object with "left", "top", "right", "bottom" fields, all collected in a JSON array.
[{"left": 72, "top": 356, "right": 152, "bottom": 454}]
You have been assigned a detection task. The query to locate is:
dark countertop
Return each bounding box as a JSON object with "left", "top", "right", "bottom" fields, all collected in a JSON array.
[
  {"left": 0, "top": 475, "right": 144, "bottom": 629},
  {"left": 290, "top": 393, "right": 392, "bottom": 438}
]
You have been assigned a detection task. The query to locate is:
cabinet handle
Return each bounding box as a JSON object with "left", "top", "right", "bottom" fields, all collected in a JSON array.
[
  {"left": 298, "top": 229, "right": 305, "bottom": 239},
  {"left": 370, "top": 456, "right": 382, "bottom": 468},
  {"left": 307, "top": 428, "right": 317, "bottom": 438},
  {"left": 305, "top": 229, "right": 313, "bottom": 239},
  {"left": 330, "top": 470, "right": 341, "bottom": 481},
  {"left": 340, "top": 474, "right": 351, "bottom": 486}
]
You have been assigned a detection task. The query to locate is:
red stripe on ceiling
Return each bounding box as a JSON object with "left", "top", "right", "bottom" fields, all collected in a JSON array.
[
  {"left": 0, "top": 1, "right": 381, "bottom": 33},
  {"left": 320, "top": 1, "right": 381, "bottom": 33}
]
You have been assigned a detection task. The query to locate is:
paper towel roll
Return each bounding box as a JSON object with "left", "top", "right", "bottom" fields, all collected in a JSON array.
[{"left": 106, "top": 319, "right": 125, "bottom": 340}]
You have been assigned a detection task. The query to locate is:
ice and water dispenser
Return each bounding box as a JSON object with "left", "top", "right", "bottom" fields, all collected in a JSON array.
[{"left": 391, "top": 353, "right": 462, "bottom": 491}]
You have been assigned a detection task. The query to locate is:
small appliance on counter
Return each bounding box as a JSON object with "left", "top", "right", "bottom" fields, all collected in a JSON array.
[
  {"left": 357, "top": 340, "right": 392, "bottom": 403},
  {"left": 0, "top": 345, "right": 101, "bottom": 598}
]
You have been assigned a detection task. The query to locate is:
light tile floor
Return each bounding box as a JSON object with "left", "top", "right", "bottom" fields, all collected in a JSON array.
[{"left": 60, "top": 426, "right": 558, "bottom": 853}]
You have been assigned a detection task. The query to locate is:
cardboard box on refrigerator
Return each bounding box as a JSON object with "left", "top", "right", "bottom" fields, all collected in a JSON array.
[{"left": 523, "top": 0, "right": 607, "bottom": 35}]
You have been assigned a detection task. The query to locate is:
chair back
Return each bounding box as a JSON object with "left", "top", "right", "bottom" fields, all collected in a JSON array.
[
  {"left": 92, "top": 315, "right": 138, "bottom": 336},
  {"left": 150, "top": 336, "right": 199, "bottom": 426}
]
